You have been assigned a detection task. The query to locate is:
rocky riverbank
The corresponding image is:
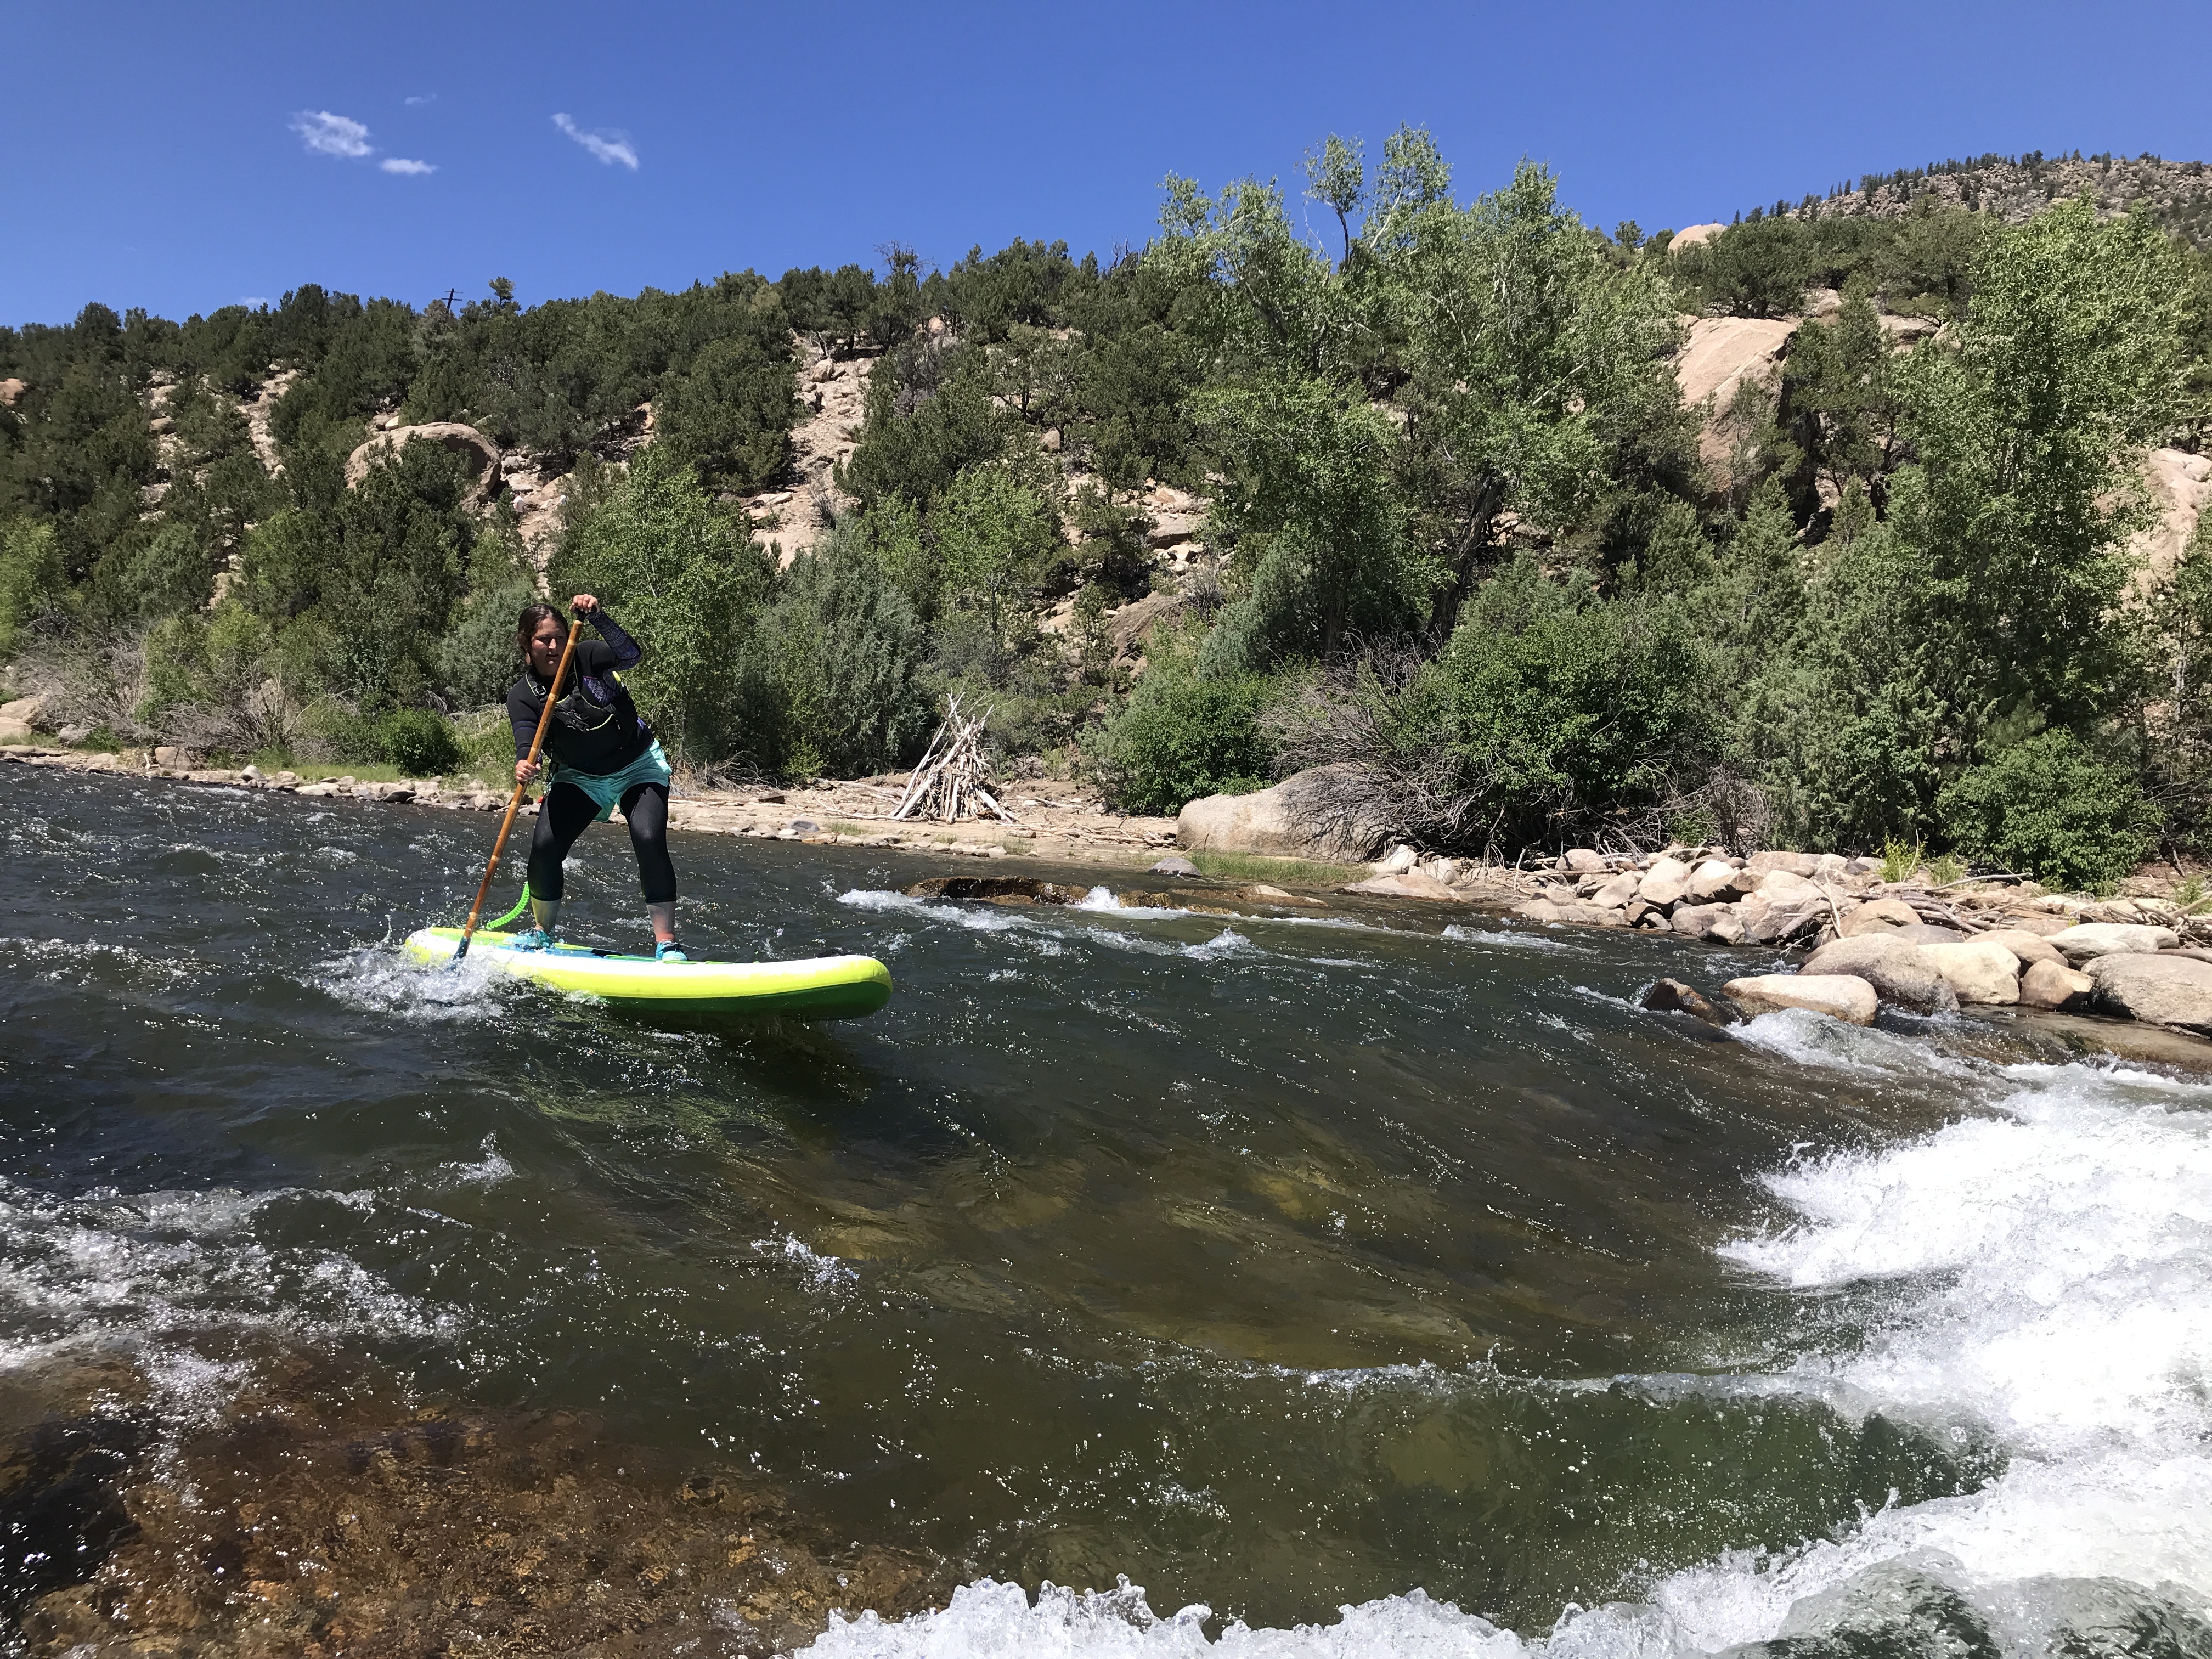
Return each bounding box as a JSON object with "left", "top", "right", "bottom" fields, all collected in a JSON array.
[
  {"left": 1336, "top": 842, "right": 2212, "bottom": 1041},
  {"left": 0, "top": 744, "right": 1181, "bottom": 864}
]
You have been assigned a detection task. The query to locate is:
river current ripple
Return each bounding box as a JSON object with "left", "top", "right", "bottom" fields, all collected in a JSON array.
[{"left": 2, "top": 768, "right": 2208, "bottom": 1656}]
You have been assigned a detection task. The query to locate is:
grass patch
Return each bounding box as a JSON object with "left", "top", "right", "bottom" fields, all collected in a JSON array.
[
  {"left": 824, "top": 819, "right": 871, "bottom": 838},
  {"left": 1184, "top": 849, "right": 1366, "bottom": 887}
]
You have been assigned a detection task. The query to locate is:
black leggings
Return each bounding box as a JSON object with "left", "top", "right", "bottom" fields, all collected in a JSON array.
[{"left": 526, "top": 781, "right": 676, "bottom": 905}]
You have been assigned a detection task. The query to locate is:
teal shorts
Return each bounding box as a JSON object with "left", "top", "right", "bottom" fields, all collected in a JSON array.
[{"left": 552, "top": 738, "right": 672, "bottom": 823}]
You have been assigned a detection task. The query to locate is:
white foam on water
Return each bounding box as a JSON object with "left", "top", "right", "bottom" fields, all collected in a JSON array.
[
  {"left": 1182, "top": 929, "right": 1255, "bottom": 962},
  {"left": 1728, "top": 1006, "right": 1980, "bottom": 1081},
  {"left": 802, "top": 1049, "right": 2212, "bottom": 1658},
  {"left": 315, "top": 941, "right": 521, "bottom": 1024},
  {"left": 838, "top": 887, "right": 1263, "bottom": 965},
  {"left": 753, "top": 1232, "right": 859, "bottom": 1295},
  {"left": 1441, "top": 926, "right": 1591, "bottom": 954},
  {"left": 806, "top": 1579, "right": 1522, "bottom": 1658},
  {"left": 0, "top": 1176, "right": 458, "bottom": 1413},
  {"left": 838, "top": 888, "right": 1021, "bottom": 934},
  {"left": 439, "top": 1135, "right": 516, "bottom": 1187}
]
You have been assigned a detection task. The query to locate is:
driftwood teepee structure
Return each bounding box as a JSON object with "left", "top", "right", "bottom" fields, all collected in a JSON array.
[{"left": 892, "top": 695, "right": 1017, "bottom": 823}]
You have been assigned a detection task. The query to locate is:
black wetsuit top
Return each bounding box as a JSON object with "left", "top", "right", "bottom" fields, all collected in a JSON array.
[{"left": 506, "top": 610, "right": 655, "bottom": 777}]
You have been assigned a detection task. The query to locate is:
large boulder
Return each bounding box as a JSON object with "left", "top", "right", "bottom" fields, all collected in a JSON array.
[
  {"left": 1757, "top": 870, "right": 1828, "bottom": 904},
  {"left": 2019, "top": 958, "right": 2095, "bottom": 1010},
  {"left": 2053, "top": 923, "right": 2182, "bottom": 962},
  {"left": 1801, "top": 935, "right": 1959, "bottom": 1014},
  {"left": 1638, "top": 856, "right": 1694, "bottom": 906},
  {"left": 1668, "top": 902, "right": 1743, "bottom": 943},
  {"left": 1737, "top": 890, "right": 1827, "bottom": 945},
  {"left": 1723, "top": 973, "right": 1880, "bottom": 1025},
  {"left": 1746, "top": 850, "right": 1817, "bottom": 878},
  {"left": 345, "top": 422, "right": 502, "bottom": 502},
  {"left": 1842, "top": 896, "right": 1923, "bottom": 936},
  {"left": 1562, "top": 848, "right": 1607, "bottom": 873},
  {"left": 2085, "top": 954, "right": 2212, "bottom": 1035},
  {"left": 1918, "top": 940, "right": 2022, "bottom": 1006},
  {"left": 1176, "top": 766, "right": 1378, "bottom": 861},
  {"left": 1686, "top": 859, "right": 1753, "bottom": 903},
  {"left": 1340, "top": 871, "right": 1458, "bottom": 902},
  {"left": 1977, "top": 928, "right": 2067, "bottom": 969},
  {"left": 0, "top": 695, "right": 44, "bottom": 726},
  {"left": 1589, "top": 873, "right": 1643, "bottom": 910}
]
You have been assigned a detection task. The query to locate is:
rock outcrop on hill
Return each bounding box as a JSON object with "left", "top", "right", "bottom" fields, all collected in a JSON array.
[{"left": 345, "top": 422, "right": 502, "bottom": 502}]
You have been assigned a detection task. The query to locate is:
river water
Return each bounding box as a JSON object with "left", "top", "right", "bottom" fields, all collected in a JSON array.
[{"left": 3, "top": 766, "right": 2209, "bottom": 1656}]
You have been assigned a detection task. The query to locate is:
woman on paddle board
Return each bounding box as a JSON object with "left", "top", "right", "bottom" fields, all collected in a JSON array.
[{"left": 507, "top": 595, "right": 686, "bottom": 961}]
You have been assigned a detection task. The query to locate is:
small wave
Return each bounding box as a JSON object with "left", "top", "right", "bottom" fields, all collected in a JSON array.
[
  {"left": 0, "top": 1177, "right": 458, "bottom": 1411},
  {"left": 439, "top": 1136, "right": 515, "bottom": 1187},
  {"left": 804, "top": 1578, "right": 1520, "bottom": 1657},
  {"left": 837, "top": 888, "right": 1019, "bottom": 934},
  {"left": 1729, "top": 1006, "right": 1981, "bottom": 1081},
  {"left": 1442, "top": 925, "right": 1590, "bottom": 953},
  {"left": 753, "top": 1232, "right": 857, "bottom": 1294},
  {"left": 1183, "top": 929, "right": 1254, "bottom": 962}
]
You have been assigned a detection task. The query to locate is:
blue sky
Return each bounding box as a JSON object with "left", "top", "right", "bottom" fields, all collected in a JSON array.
[{"left": 5, "top": 0, "right": 2208, "bottom": 328}]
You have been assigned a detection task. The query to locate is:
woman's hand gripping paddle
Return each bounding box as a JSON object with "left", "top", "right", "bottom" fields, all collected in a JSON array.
[{"left": 454, "top": 619, "right": 580, "bottom": 964}]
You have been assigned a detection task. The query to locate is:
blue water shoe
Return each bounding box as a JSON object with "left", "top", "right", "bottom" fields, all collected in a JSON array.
[
  {"left": 654, "top": 941, "right": 690, "bottom": 963},
  {"left": 510, "top": 927, "right": 556, "bottom": 952}
]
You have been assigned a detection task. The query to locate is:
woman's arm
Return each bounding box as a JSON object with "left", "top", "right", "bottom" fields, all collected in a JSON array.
[{"left": 571, "top": 594, "right": 643, "bottom": 669}]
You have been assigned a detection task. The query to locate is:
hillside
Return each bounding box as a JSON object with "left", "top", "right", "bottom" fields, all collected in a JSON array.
[
  {"left": 3, "top": 129, "right": 2211, "bottom": 891},
  {"left": 1765, "top": 149, "right": 2212, "bottom": 245}
]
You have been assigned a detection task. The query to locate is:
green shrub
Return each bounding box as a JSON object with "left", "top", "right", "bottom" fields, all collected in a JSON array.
[
  {"left": 738, "top": 529, "right": 933, "bottom": 778},
  {"left": 1090, "top": 668, "right": 1275, "bottom": 815},
  {"left": 1938, "top": 729, "right": 2154, "bottom": 890},
  {"left": 0, "top": 520, "right": 66, "bottom": 658},
  {"left": 379, "top": 708, "right": 462, "bottom": 775},
  {"left": 435, "top": 578, "right": 537, "bottom": 708}
]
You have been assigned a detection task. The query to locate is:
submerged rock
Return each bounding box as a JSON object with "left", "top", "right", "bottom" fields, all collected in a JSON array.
[
  {"left": 904, "top": 876, "right": 1093, "bottom": 905},
  {"left": 1641, "top": 978, "right": 1727, "bottom": 1023},
  {"left": 15, "top": 1361, "right": 945, "bottom": 1658}
]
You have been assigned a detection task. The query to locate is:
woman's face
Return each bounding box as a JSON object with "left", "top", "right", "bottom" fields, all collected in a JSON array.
[{"left": 524, "top": 618, "right": 564, "bottom": 676}]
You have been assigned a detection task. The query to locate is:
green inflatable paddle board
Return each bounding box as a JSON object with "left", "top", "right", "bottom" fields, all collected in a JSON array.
[{"left": 403, "top": 928, "right": 893, "bottom": 1019}]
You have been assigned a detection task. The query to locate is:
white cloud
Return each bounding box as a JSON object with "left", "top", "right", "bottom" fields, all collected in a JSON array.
[
  {"left": 552, "top": 112, "right": 639, "bottom": 170},
  {"left": 380, "top": 157, "right": 436, "bottom": 176},
  {"left": 404, "top": 94, "right": 436, "bottom": 106},
  {"left": 292, "top": 110, "right": 373, "bottom": 159}
]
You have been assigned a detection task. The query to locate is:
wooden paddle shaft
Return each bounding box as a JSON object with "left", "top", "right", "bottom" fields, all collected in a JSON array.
[{"left": 458, "top": 619, "right": 582, "bottom": 955}]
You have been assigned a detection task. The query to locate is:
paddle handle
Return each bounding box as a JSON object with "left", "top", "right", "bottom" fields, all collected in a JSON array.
[{"left": 456, "top": 619, "right": 582, "bottom": 961}]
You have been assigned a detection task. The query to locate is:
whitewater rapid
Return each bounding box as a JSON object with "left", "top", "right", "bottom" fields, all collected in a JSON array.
[{"left": 802, "top": 1014, "right": 2212, "bottom": 1657}]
